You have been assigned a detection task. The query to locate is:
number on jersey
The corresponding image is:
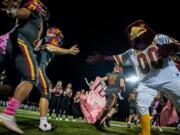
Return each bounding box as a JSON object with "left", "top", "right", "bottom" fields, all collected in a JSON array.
[{"left": 137, "top": 46, "right": 163, "bottom": 74}]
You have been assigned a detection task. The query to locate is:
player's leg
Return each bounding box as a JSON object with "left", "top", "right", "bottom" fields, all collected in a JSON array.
[
  {"left": 106, "top": 93, "right": 117, "bottom": 118},
  {"left": 95, "top": 93, "right": 117, "bottom": 130},
  {"left": 127, "top": 107, "right": 134, "bottom": 128},
  {"left": 0, "top": 36, "right": 38, "bottom": 134},
  {"left": 38, "top": 68, "right": 54, "bottom": 131},
  {"left": 96, "top": 94, "right": 112, "bottom": 125},
  {"left": 136, "top": 84, "right": 158, "bottom": 135},
  {"left": 134, "top": 114, "right": 139, "bottom": 126},
  {"left": 13, "top": 36, "right": 38, "bottom": 101}
]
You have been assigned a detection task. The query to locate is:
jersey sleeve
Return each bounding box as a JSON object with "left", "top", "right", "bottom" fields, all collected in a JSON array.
[
  {"left": 154, "top": 34, "right": 179, "bottom": 46},
  {"left": 113, "top": 49, "right": 134, "bottom": 66},
  {"left": 23, "top": 0, "right": 47, "bottom": 15}
]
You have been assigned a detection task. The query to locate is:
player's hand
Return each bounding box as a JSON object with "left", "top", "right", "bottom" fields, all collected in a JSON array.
[
  {"left": 86, "top": 51, "right": 104, "bottom": 64},
  {"left": 2, "top": 0, "right": 10, "bottom": 7},
  {"left": 2, "top": 0, "right": 21, "bottom": 8},
  {"left": 1, "top": 0, "right": 11, "bottom": 13},
  {"left": 1, "top": 0, "right": 21, "bottom": 13},
  {"left": 68, "top": 44, "right": 80, "bottom": 55}
]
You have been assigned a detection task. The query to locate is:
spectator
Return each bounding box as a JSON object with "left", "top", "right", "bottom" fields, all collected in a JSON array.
[
  {"left": 72, "top": 91, "right": 81, "bottom": 122},
  {"left": 59, "top": 83, "right": 73, "bottom": 121},
  {"left": 49, "top": 81, "right": 63, "bottom": 120}
]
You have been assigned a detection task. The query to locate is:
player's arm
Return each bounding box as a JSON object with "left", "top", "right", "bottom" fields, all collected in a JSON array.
[
  {"left": 113, "top": 55, "right": 122, "bottom": 66},
  {"left": 2, "top": 0, "right": 36, "bottom": 19},
  {"left": 86, "top": 52, "right": 115, "bottom": 64},
  {"left": 87, "top": 49, "right": 133, "bottom": 67},
  {"left": 14, "top": 8, "right": 32, "bottom": 19},
  {"left": 102, "top": 76, "right": 108, "bottom": 81},
  {"left": 155, "top": 34, "right": 180, "bottom": 58},
  {"left": 113, "top": 49, "right": 134, "bottom": 66},
  {"left": 46, "top": 44, "right": 80, "bottom": 55},
  {"left": 4, "top": 7, "right": 32, "bottom": 19}
]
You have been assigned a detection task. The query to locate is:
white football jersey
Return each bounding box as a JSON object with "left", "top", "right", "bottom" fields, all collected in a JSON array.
[{"left": 113, "top": 34, "right": 180, "bottom": 87}]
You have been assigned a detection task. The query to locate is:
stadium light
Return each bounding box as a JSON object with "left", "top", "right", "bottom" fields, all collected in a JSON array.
[{"left": 126, "top": 75, "right": 139, "bottom": 83}]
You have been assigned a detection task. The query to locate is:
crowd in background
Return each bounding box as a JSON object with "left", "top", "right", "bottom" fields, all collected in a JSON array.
[{"left": 48, "top": 81, "right": 85, "bottom": 121}]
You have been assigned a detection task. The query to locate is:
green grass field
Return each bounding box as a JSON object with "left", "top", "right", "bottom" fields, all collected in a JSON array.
[{"left": 0, "top": 108, "right": 179, "bottom": 135}]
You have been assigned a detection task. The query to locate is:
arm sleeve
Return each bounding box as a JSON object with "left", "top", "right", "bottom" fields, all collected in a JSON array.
[
  {"left": 113, "top": 49, "right": 134, "bottom": 66},
  {"left": 23, "top": 0, "right": 47, "bottom": 15},
  {"left": 154, "top": 34, "right": 179, "bottom": 45}
]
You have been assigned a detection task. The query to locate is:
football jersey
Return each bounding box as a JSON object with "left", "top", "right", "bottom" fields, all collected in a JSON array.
[
  {"left": 113, "top": 34, "right": 180, "bottom": 87},
  {"left": 17, "top": 0, "right": 49, "bottom": 43},
  {"left": 106, "top": 72, "right": 124, "bottom": 90},
  {"left": 36, "top": 35, "right": 61, "bottom": 68}
]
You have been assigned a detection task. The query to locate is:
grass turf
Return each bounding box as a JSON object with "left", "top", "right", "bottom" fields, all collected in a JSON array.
[{"left": 0, "top": 108, "right": 179, "bottom": 135}]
